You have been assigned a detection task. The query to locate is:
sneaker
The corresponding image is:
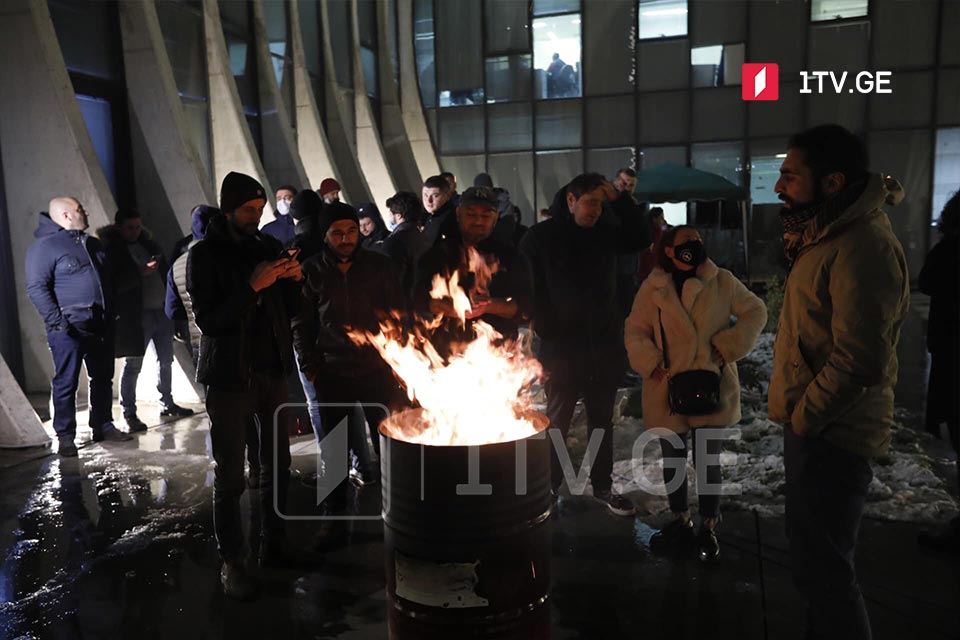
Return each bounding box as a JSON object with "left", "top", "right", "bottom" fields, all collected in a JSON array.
[
  {"left": 698, "top": 525, "right": 720, "bottom": 564},
  {"left": 593, "top": 488, "right": 636, "bottom": 517},
  {"left": 92, "top": 423, "right": 133, "bottom": 443},
  {"left": 918, "top": 516, "right": 960, "bottom": 554},
  {"left": 58, "top": 438, "right": 78, "bottom": 458},
  {"left": 349, "top": 466, "right": 379, "bottom": 487},
  {"left": 220, "top": 561, "right": 258, "bottom": 600},
  {"left": 160, "top": 403, "right": 195, "bottom": 418},
  {"left": 649, "top": 517, "right": 696, "bottom": 552},
  {"left": 124, "top": 414, "right": 148, "bottom": 433}
]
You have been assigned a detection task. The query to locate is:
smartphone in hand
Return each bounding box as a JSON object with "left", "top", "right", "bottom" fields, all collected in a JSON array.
[{"left": 285, "top": 247, "right": 301, "bottom": 261}]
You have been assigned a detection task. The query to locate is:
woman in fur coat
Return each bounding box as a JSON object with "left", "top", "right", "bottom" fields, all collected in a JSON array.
[{"left": 625, "top": 225, "right": 766, "bottom": 562}]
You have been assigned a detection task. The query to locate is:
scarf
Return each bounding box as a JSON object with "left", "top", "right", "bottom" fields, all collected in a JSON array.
[{"left": 780, "top": 178, "right": 867, "bottom": 267}]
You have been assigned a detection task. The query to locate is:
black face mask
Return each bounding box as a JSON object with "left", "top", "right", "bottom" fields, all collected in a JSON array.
[{"left": 674, "top": 240, "right": 706, "bottom": 267}]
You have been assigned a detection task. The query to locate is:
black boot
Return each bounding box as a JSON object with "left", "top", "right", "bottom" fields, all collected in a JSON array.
[{"left": 698, "top": 524, "right": 720, "bottom": 564}]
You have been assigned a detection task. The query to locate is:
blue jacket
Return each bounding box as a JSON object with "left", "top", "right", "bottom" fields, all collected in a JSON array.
[
  {"left": 25, "top": 212, "right": 112, "bottom": 334},
  {"left": 262, "top": 213, "right": 296, "bottom": 247}
]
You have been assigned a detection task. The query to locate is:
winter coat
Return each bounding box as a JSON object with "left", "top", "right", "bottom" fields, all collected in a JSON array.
[
  {"left": 292, "top": 246, "right": 405, "bottom": 382},
  {"left": 421, "top": 200, "right": 458, "bottom": 248},
  {"left": 97, "top": 224, "right": 168, "bottom": 357},
  {"left": 768, "top": 174, "right": 910, "bottom": 459},
  {"left": 412, "top": 232, "right": 534, "bottom": 355},
  {"left": 165, "top": 205, "right": 214, "bottom": 322},
  {"left": 377, "top": 220, "right": 425, "bottom": 296},
  {"left": 186, "top": 214, "right": 298, "bottom": 391},
  {"left": 519, "top": 189, "right": 651, "bottom": 384},
  {"left": 262, "top": 213, "right": 296, "bottom": 247},
  {"left": 25, "top": 212, "right": 112, "bottom": 335},
  {"left": 918, "top": 233, "right": 958, "bottom": 354},
  {"left": 625, "top": 261, "right": 766, "bottom": 432}
]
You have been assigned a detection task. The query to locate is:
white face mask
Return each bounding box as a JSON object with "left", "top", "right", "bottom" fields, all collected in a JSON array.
[{"left": 276, "top": 200, "right": 291, "bottom": 216}]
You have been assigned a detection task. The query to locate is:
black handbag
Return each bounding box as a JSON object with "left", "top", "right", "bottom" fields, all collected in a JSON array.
[{"left": 659, "top": 309, "right": 721, "bottom": 416}]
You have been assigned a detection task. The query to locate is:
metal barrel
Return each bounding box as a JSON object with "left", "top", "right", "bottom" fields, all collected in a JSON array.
[{"left": 380, "top": 409, "right": 552, "bottom": 640}]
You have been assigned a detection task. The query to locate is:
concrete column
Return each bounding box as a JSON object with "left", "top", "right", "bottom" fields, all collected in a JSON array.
[
  {"left": 318, "top": 0, "right": 372, "bottom": 204},
  {"left": 349, "top": 0, "right": 398, "bottom": 209},
  {"left": 376, "top": 0, "right": 424, "bottom": 192},
  {"left": 203, "top": 0, "right": 276, "bottom": 217},
  {"left": 396, "top": 0, "right": 440, "bottom": 180},
  {"left": 288, "top": 0, "right": 342, "bottom": 192},
  {"left": 251, "top": 0, "right": 310, "bottom": 196},
  {"left": 118, "top": 1, "right": 216, "bottom": 229},
  {"left": 0, "top": 355, "right": 49, "bottom": 449},
  {"left": 0, "top": 0, "right": 117, "bottom": 393}
]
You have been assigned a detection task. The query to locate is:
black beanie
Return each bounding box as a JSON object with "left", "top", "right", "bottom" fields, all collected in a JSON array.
[
  {"left": 219, "top": 171, "right": 266, "bottom": 213},
  {"left": 290, "top": 189, "right": 322, "bottom": 221},
  {"left": 473, "top": 172, "right": 494, "bottom": 188},
  {"left": 316, "top": 202, "right": 359, "bottom": 238}
]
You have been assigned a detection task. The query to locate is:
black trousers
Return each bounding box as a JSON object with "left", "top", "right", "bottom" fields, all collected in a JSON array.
[
  {"left": 206, "top": 371, "right": 291, "bottom": 562},
  {"left": 659, "top": 428, "right": 723, "bottom": 519},
  {"left": 315, "top": 369, "right": 404, "bottom": 511},
  {"left": 785, "top": 427, "right": 873, "bottom": 640},
  {"left": 545, "top": 376, "right": 617, "bottom": 493},
  {"left": 47, "top": 327, "right": 114, "bottom": 439}
]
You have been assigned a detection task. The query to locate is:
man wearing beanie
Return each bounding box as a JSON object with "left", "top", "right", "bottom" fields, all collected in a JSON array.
[
  {"left": 413, "top": 186, "right": 533, "bottom": 359},
  {"left": 317, "top": 177, "right": 341, "bottom": 204},
  {"left": 292, "top": 201, "right": 406, "bottom": 550},
  {"left": 186, "top": 171, "right": 304, "bottom": 599}
]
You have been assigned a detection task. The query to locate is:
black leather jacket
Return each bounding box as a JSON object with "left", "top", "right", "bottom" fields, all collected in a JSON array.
[
  {"left": 186, "top": 214, "right": 298, "bottom": 391},
  {"left": 292, "top": 245, "right": 405, "bottom": 381}
]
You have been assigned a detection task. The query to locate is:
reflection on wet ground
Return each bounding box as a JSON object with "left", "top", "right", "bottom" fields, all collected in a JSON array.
[{"left": 0, "top": 303, "right": 956, "bottom": 639}]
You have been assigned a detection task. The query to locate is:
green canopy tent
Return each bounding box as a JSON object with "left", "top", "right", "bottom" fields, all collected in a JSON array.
[{"left": 633, "top": 163, "right": 752, "bottom": 278}]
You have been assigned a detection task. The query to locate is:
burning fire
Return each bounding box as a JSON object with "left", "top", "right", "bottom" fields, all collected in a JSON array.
[{"left": 349, "top": 248, "right": 542, "bottom": 446}]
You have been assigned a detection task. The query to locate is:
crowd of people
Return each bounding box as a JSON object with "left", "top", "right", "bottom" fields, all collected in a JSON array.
[{"left": 23, "top": 123, "right": 958, "bottom": 639}]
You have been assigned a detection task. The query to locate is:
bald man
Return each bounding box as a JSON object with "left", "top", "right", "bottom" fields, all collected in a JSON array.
[{"left": 25, "top": 197, "right": 132, "bottom": 457}]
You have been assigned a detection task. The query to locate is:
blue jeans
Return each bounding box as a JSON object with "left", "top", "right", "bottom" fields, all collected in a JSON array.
[
  {"left": 120, "top": 309, "right": 175, "bottom": 416},
  {"left": 295, "top": 352, "right": 322, "bottom": 437},
  {"left": 47, "top": 326, "right": 115, "bottom": 439}
]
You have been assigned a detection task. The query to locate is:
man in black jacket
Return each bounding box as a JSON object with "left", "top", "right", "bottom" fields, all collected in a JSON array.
[
  {"left": 99, "top": 208, "right": 193, "bottom": 433},
  {"left": 381, "top": 191, "right": 426, "bottom": 296},
  {"left": 519, "top": 173, "right": 651, "bottom": 516},
  {"left": 421, "top": 175, "right": 457, "bottom": 248},
  {"left": 292, "top": 202, "right": 406, "bottom": 545},
  {"left": 25, "top": 197, "right": 132, "bottom": 456},
  {"left": 186, "top": 172, "right": 303, "bottom": 598},
  {"left": 413, "top": 186, "right": 533, "bottom": 359}
]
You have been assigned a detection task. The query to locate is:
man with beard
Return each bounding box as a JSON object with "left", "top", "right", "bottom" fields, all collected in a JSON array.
[
  {"left": 187, "top": 172, "right": 303, "bottom": 599},
  {"left": 292, "top": 202, "right": 406, "bottom": 548},
  {"left": 768, "top": 124, "right": 909, "bottom": 640},
  {"left": 413, "top": 186, "right": 533, "bottom": 359}
]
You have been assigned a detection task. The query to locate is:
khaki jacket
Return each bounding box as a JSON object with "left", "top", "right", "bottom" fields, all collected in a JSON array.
[{"left": 768, "top": 174, "right": 910, "bottom": 458}]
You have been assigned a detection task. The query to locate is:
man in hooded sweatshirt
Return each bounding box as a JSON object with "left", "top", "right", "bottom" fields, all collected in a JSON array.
[
  {"left": 769, "top": 124, "right": 909, "bottom": 640},
  {"left": 25, "top": 197, "right": 133, "bottom": 456}
]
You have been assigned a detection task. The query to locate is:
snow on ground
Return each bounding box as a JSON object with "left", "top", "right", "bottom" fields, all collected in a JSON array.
[{"left": 557, "top": 333, "right": 959, "bottom": 523}]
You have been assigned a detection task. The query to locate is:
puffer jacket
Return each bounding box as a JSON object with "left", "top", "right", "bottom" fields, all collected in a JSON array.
[
  {"left": 186, "top": 214, "right": 298, "bottom": 391},
  {"left": 292, "top": 245, "right": 405, "bottom": 381},
  {"left": 768, "top": 174, "right": 910, "bottom": 459},
  {"left": 625, "top": 260, "right": 766, "bottom": 432}
]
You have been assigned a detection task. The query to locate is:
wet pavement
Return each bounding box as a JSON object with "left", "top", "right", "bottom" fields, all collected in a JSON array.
[
  {"left": 2, "top": 302, "right": 958, "bottom": 640},
  {"left": 0, "top": 406, "right": 957, "bottom": 640}
]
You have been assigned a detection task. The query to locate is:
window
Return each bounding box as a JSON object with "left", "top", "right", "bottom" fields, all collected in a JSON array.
[
  {"left": 485, "top": 55, "right": 532, "bottom": 103},
  {"left": 413, "top": 0, "right": 436, "bottom": 107},
  {"left": 638, "top": 0, "right": 688, "bottom": 40},
  {"left": 76, "top": 94, "right": 117, "bottom": 198},
  {"left": 219, "top": 0, "right": 262, "bottom": 156},
  {"left": 932, "top": 128, "right": 960, "bottom": 226},
  {"left": 690, "top": 43, "right": 744, "bottom": 87},
  {"left": 485, "top": 0, "right": 529, "bottom": 54},
  {"left": 533, "top": 13, "right": 581, "bottom": 99},
  {"left": 533, "top": 0, "right": 580, "bottom": 17},
  {"left": 691, "top": 141, "right": 744, "bottom": 188},
  {"left": 361, "top": 47, "right": 379, "bottom": 98},
  {"left": 750, "top": 153, "right": 786, "bottom": 205},
  {"left": 298, "top": 0, "right": 326, "bottom": 124},
  {"left": 811, "top": 0, "right": 868, "bottom": 22}
]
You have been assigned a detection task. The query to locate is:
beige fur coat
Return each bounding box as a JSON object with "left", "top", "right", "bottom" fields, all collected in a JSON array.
[{"left": 624, "top": 260, "right": 767, "bottom": 432}]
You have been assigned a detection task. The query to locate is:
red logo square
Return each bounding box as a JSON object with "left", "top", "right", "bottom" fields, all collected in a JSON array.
[{"left": 742, "top": 63, "right": 779, "bottom": 101}]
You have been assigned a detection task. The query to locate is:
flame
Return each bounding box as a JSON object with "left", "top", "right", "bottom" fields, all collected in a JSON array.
[{"left": 348, "top": 247, "right": 541, "bottom": 446}]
